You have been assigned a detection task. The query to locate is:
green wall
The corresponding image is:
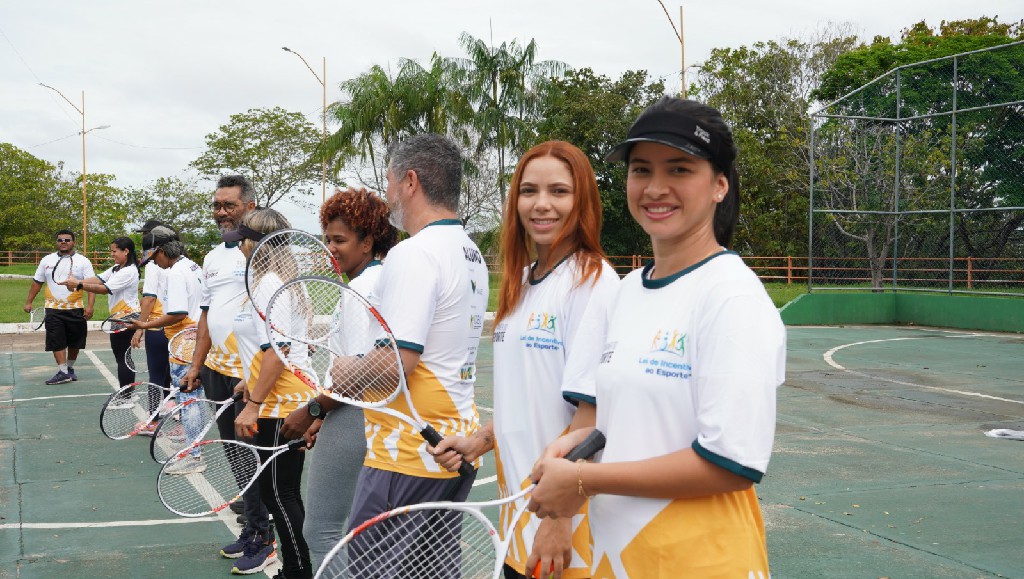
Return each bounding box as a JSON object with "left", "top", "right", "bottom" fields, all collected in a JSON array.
[{"left": 779, "top": 293, "right": 1024, "bottom": 333}]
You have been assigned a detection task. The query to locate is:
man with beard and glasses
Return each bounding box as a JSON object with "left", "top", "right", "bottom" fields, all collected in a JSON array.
[{"left": 180, "top": 175, "right": 277, "bottom": 574}]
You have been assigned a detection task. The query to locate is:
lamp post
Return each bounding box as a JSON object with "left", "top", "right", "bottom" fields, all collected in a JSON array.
[
  {"left": 282, "top": 47, "right": 327, "bottom": 206},
  {"left": 654, "top": 1, "right": 686, "bottom": 98},
  {"left": 38, "top": 83, "right": 109, "bottom": 254}
]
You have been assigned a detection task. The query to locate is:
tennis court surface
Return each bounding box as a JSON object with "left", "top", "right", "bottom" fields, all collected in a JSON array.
[{"left": 2, "top": 325, "right": 1022, "bottom": 578}]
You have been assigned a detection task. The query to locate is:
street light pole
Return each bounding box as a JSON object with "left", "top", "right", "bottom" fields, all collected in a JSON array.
[
  {"left": 654, "top": 1, "right": 686, "bottom": 98},
  {"left": 282, "top": 47, "right": 327, "bottom": 206},
  {"left": 39, "top": 83, "right": 95, "bottom": 254}
]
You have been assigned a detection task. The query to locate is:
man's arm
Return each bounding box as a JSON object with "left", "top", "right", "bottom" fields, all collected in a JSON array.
[{"left": 23, "top": 280, "right": 43, "bottom": 312}]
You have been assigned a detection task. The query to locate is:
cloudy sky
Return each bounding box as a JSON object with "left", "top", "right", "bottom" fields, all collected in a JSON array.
[{"left": 2, "top": 1, "right": 1022, "bottom": 232}]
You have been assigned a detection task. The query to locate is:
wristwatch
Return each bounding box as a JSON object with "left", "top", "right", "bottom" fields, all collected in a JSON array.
[{"left": 307, "top": 399, "right": 327, "bottom": 419}]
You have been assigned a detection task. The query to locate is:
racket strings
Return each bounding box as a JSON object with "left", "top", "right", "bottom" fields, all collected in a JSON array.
[
  {"left": 103, "top": 311, "right": 141, "bottom": 333},
  {"left": 321, "top": 509, "right": 496, "bottom": 579},
  {"left": 158, "top": 441, "right": 260, "bottom": 516},
  {"left": 248, "top": 231, "right": 338, "bottom": 316},
  {"left": 100, "top": 383, "right": 170, "bottom": 439},
  {"left": 152, "top": 400, "right": 217, "bottom": 463},
  {"left": 168, "top": 328, "right": 197, "bottom": 364}
]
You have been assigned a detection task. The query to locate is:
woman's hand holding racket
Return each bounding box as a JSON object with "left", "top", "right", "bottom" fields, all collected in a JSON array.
[
  {"left": 234, "top": 399, "right": 260, "bottom": 439},
  {"left": 528, "top": 427, "right": 600, "bottom": 519}
]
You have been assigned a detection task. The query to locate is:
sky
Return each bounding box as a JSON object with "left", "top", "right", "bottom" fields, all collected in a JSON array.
[{"left": 2, "top": 0, "right": 1022, "bottom": 233}]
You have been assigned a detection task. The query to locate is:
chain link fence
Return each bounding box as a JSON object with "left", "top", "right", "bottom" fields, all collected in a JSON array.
[{"left": 809, "top": 40, "right": 1024, "bottom": 296}]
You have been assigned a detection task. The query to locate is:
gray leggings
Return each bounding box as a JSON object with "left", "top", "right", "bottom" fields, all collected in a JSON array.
[{"left": 303, "top": 403, "right": 366, "bottom": 568}]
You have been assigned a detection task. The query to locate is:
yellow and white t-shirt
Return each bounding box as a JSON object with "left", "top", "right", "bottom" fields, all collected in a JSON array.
[
  {"left": 200, "top": 242, "right": 247, "bottom": 377},
  {"left": 33, "top": 252, "right": 95, "bottom": 310},
  {"left": 160, "top": 256, "right": 203, "bottom": 340},
  {"left": 141, "top": 261, "right": 166, "bottom": 321},
  {"left": 584, "top": 252, "right": 785, "bottom": 578},
  {"left": 98, "top": 264, "right": 141, "bottom": 316},
  {"left": 492, "top": 255, "right": 619, "bottom": 578},
  {"left": 364, "top": 220, "right": 489, "bottom": 479},
  {"left": 233, "top": 271, "right": 314, "bottom": 419}
]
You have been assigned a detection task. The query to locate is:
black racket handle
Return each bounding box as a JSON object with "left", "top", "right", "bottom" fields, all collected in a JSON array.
[
  {"left": 564, "top": 429, "right": 607, "bottom": 462},
  {"left": 420, "top": 425, "right": 476, "bottom": 478}
]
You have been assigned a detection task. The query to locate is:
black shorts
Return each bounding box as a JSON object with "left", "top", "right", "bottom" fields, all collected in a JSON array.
[{"left": 44, "top": 308, "right": 88, "bottom": 352}]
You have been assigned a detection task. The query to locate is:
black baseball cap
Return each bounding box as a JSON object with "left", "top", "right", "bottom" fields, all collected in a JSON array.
[
  {"left": 604, "top": 108, "right": 728, "bottom": 171},
  {"left": 221, "top": 224, "right": 267, "bottom": 243},
  {"left": 139, "top": 225, "right": 179, "bottom": 266},
  {"left": 136, "top": 219, "right": 166, "bottom": 234}
]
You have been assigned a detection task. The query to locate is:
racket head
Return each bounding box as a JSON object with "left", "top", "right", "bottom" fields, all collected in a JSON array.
[
  {"left": 246, "top": 229, "right": 340, "bottom": 318},
  {"left": 168, "top": 326, "right": 198, "bottom": 364},
  {"left": 157, "top": 439, "right": 261, "bottom": 517},
  {"left": 30, "top": 307, "right": 45, "bottom": 330},
  {"left": 99, "top": 382, "right": 173, "bottom": 440},
  {"left": 316, "top": 503, "right": 500, "bottom": 579},
  {"left": 124, "top": 347, "right": 146, "bottom": 374},
  {"left": 101, "top": 311, "right": 140, "bottom": 334},
  {"left": 149, "top": 397, "right": 218, "bottom": 464},
  {"left": 266, "top": 275, "right": 404, "bottom": 407},
  {"left": 51, "top": 254, "right": 72, "bottom": 282}
]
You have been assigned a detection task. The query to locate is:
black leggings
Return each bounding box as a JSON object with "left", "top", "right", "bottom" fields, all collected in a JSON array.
[
  {"left": 256, "top": 417, "right": 311, "bottom": 579},
  {"left": 109, "top": 331, "right": 135, "bottom": 386}
]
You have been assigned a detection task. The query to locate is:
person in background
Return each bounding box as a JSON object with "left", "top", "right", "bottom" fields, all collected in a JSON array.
[
  {"left": 281, "top": 187, "right": 398, "bottom": 567},
  {"left": 131, "top": 219, "right": 173, "bottom": 395},
  {"left": 23, "top": 229, "right": 96, "bottom": 385},
  {"left": 527, "top": 97, "right": 786, "bottom": 578},
  {"left": 62, "top": 236, "right": 141, "bottom": 387}
]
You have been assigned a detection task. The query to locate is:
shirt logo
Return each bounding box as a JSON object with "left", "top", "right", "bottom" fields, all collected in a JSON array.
[
  {"left": 463, "top": 246, "right": 484, "bottom": 264},
  {"left": 469, "top": 314, "right": 484, "bottom": 330},
  {"left": 694, "top": 125, "right": 711, "bottom": 144},
  {"left": 650, "top": 329, "right": 685, "bottom": 357},
  {"left": 459, "top": 364, "right": 475, "bottom": 381},
  {"left": 525, "top": 311, "right": 556, "bottom": 334},
  {"left": 493, "top": 322, "right": 507, "bottom": 343}
]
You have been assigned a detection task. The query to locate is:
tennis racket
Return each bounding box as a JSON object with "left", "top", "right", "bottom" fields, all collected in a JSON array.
[
  {"left": 150, "top": 392, "right": 242, "bottom": 464},
  {"left": 314, "top": 429, "right": 607, "bottom": 579},
  {"left": 29, "top": 307, "right": 45, "bottom": 330},
  {"left": 168, "top": 326, "right": 198, "bottom": 365},
  {"left": 157, "top": 437, "right": 307, "bottom": 517},
  {"left": 51, "top": 253, "right": 73, "bottom": 283},
  {"left": 245, "top": 228, "right": 340, "bottom": 320},
  {"left": 265, "top": 275, "right": 475, "bottom": 477},
  {"left": 99, "top": 381, "right": 179, "bottom": 440},
  {"left": 100, "top": 311, "right": 141, "bottom": 334},
  {"left": 124, "top": 347, "right": 147, "bottom": 374}
]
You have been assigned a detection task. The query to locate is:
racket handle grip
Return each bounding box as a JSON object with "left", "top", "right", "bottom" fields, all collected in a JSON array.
[
  {"left": 420, "top": 425, "right": 476, "bottom": 478},
  {"left": 564, "top": 429, "right": 606, "bottom": 462}
]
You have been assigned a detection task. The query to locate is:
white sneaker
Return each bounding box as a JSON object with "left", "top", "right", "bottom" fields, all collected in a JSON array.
[
  {"left": 107, "top": 399, "right": 135, "bottom": 410},
  {"left": 164, "top": 456, "right": 206, "bottom": 475}
]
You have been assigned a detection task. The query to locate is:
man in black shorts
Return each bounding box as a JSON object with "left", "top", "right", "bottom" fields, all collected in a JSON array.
[{"left": 23, "top": 230, "right": 97, "bottom": 384}]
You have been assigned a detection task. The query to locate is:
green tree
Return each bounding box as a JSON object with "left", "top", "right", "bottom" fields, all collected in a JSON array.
[
  {"left": 124, "top": 176, "right": 221, "bottom": 262},
  {"left": 534, "top": 68, "right": 666, "bottom": 257},
  {"left": 692, "top": 29, "right": 858, "bottom": 257},
  {"left": 0, "top": 143, "right": 64, "bottom": 251},
  {"left": 191, "top": 107, "right": 326, "bottom": 208}
]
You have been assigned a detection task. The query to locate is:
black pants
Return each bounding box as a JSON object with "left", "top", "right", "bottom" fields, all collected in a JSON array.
[
  {"left": 109, "top": 331, "right": 135, "bottom": 386},
  {"left": 256, "top": 417, "right": 311, "bottom": 579}
]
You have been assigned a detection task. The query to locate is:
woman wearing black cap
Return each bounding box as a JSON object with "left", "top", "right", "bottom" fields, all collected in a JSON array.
[{"left": 527, "top": 97, "right": 786, "bottom": 577}]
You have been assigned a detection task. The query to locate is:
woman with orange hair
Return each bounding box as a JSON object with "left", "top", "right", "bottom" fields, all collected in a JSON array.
[{"left": 433, "top": 141, "right": 619, "bottom": 579}]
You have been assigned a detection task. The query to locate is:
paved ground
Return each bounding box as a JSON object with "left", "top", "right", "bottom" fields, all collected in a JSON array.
[{"left": 2, "top": 325, "right": 1023, "bottom": 578}]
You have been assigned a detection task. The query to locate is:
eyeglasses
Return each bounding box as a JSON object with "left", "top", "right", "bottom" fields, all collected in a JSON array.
[
  {"left": 209, "top": 201, "right": 241, "bottom": 211},
  {"left": 56, "top": 238, "right": 73, "bottom": 243}
]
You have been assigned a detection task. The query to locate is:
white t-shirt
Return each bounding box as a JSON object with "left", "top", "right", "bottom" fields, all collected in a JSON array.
[
  {"left": 33, "top": 252, "right": 96, "bottom": 310},
  {"left": 364, "top": 220, "right": 489, "bottom": 479},
  {"left": 160, "top": 256, "right": 203, "bottom": 339},
  {"left": 491, "top": 255, "right": 619, "bottom": 577},
  {"left": 200, "top": 242, "right": 247, "bottom": 377},
  {"left": 141, "top": 261, "right": 166, "bottom": 320},
  {"left": 233, "top": 270, "right": 314, "bottom": 419},
  {"left": 98, "top": 264, "right": 141, "bottom": 316},
  {"left": 328, "top": 261, "right": 384, "bottom": 359},
  {"left": 582, "top": 252, "right": 785, "bottom": 578}
]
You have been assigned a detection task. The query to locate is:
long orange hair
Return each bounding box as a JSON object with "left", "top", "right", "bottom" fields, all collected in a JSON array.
[{"left": 496, "top": 141, "right": 607, "bottom": 325}]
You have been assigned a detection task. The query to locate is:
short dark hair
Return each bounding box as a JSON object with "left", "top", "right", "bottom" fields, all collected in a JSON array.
[
  {"left": 56, "top": 229, "right": 75, "bottom": 241},
  {"left": 387, "top": 134, "right": 462, "bottom": 212},
  {"left": 216, "top": 175, "right": 256, "bottom": 203},
  {"left": 630, "top": 97, "right": 740, "bottom": 248}
]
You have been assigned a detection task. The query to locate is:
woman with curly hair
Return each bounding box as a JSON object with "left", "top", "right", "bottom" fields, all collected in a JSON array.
[{"left": 280, "top": 187, "right": 399, "bottom": 568}]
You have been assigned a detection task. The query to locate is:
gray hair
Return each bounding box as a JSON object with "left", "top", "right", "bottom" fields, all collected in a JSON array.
[
  {"left": 216, "top": 174, "right": 256, "bottom": 203},
  {"left": 160, "top": 240, "right": 186, "bottom": 260},
  {"left": 387, "top": 134, "right": 462, "bottom": 212}
]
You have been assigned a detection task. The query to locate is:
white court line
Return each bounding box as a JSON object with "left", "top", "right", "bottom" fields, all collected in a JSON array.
[
  {"left": 83, "top": 349, "right": 120, "bottom": 392},
  {"left": 472, "top": 475, "right": 497, "bottom": 487},
  {"left": 0, "top": 517, "right": 219, "bottom": 530},
  {"left": 822, "top": 336, "right": 1024, "bottom": 405},
  {"left": 12, "top": 392, "right": 112, "bottom": 403}
]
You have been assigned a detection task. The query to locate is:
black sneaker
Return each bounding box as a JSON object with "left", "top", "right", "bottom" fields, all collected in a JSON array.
[
  {"left": 220, "top": 526, "right": 257, "bottom": 559},
  {"left": 68, "top": 368, "right": 77, "bottom": 381},
  {"left": 229, "top": 500, "right": 244, "bottom": 514},
  {"left": 231, "top": 538, "right": 276, "bottom": 574},
  {"left": 45, "top": 371, "right": 72, "bottom": 385}
]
